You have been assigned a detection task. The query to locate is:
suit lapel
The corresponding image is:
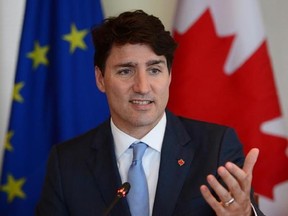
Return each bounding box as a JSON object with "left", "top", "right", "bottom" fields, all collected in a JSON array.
[
  {"left": 152, "top": 111, "right": 197, "bottom": 216},
  {"left": 86, "top": 120, "right": 131, "bottom": 216}
]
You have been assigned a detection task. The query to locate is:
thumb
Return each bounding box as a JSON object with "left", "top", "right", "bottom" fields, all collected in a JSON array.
[{"left": 243, "top": 148, "right": 259, "bottom": 174}]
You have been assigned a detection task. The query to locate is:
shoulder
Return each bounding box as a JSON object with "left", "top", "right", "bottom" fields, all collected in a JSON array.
[
  {"left": 166, "top": 110, "right": 242, "bottom": 151},
  {"left": 166, "top": 111, "right": 244, "bottom": 165},
  {"left": 178, "top": 115, "right": 228, "bottom": 130},
  {"left": 52, "top": 119, "right": 111, "bottom": 157},
  {"left": 166, "top": 110, "right": 231, "bottom": 137}
]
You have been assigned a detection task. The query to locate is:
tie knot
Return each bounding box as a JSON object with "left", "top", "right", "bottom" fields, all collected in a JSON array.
[{"left": 131, "top": 142, "right": 147, "bottom": 161}]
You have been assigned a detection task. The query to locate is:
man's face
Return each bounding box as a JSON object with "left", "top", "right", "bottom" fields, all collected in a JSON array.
[{"left": 96, "top": 43, "right": 171, "bottom": 138}]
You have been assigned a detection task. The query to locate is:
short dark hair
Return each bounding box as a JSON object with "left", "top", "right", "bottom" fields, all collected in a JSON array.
[{"left": 91, "top": 10, "right": 177, "bottom": 73}]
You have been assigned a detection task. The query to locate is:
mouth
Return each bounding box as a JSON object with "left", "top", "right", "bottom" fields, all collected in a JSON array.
[{"left": 129, "top": 100, "right": 153, "bottom": 105}]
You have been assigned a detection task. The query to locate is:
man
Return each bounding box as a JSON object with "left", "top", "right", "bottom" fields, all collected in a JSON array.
[{"left": 36, "top": 10, "right": 264, "bottom": 215}]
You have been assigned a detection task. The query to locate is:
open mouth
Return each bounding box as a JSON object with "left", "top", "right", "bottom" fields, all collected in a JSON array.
[{"left": 129, "top": 100, "right": 153, "bottom": 105}]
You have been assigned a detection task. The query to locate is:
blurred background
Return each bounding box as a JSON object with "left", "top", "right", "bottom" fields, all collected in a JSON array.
[{"left": 0, "top": 0, "right": 287, "bottom": 215}]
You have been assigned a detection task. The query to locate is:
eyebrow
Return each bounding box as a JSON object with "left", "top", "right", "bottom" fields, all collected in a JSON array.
[
  {"left": 115, "top": 62, "right": 136, "bottom": 68},
  {"left": 115, "top": 59, "right": 166, "bottom": 68},
  {"left": 146, "top": 59, "right": 166, "bottom": 67}
]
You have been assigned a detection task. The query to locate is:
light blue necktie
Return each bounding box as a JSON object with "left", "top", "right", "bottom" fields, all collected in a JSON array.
[{"left": 127, "top": 142, "right": 149, "bottom": 216}]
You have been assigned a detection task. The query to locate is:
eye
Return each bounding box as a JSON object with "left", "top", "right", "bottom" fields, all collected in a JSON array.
[
  {"left": 117, "top": 68, "right": 132, "bottom": 76},
  {"left": 149, "top": 67, "right": 161, "bottom": 75}
]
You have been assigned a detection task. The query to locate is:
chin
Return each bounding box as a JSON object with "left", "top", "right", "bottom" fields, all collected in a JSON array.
[{"left": 131, "top": 116, "right": 159, "bottom": 128}]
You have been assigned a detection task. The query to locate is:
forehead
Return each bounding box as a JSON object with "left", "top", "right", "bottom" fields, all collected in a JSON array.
[{"left": 107, "top": 43, "right": 167, "bottom": 65}]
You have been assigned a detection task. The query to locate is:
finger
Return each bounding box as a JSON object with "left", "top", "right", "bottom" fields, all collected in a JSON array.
[
  {"left": 225, "top": 162, "right": 251, "bottom": 193},
  {"left": 217, "top": 166, "right": 243, "bottom": 199},
  {"left": 242, "top": 148, "right": 259, "bottom": 174},
  {"left": 224, "top": 148, "right": 259, "bottom": 194},
  {"left": 200, "top": 184, "right": 224, "bottom": 214},
  {"left": 206, "top": 174, "right": 232, "bottom": 204}
]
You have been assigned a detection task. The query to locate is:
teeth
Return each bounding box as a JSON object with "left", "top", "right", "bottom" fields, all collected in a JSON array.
[{"left": 131, "top": 100, "right": 151, "bottom": 105}]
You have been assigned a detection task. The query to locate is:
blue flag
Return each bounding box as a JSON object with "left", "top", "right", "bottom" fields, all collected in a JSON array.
[{"left": 0, "top": 0, "right": 109, "bottom": 215}]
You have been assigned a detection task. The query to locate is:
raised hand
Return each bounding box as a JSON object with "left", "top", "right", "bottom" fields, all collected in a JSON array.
[{"left": 200, "top": 148, "right": 259, "bottom": 216}]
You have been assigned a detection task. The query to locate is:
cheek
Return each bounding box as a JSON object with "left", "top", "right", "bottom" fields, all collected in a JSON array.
[
  {"left": 160, "top": 80, "right": 171, "bottom": 96},
  {"left": 105, "top": 81, "right": 128, "bottom": 99},
  {"left": 164, "top": 81, "right": 171, "bottom": 102}
]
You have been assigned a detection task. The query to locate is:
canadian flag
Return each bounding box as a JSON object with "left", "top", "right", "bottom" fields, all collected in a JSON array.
[{"left": 168, "top": 0, "right": 288, "bottom": 215}]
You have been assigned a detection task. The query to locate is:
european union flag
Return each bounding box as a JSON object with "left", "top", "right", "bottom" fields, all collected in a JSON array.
[{"left": 0, "top": 0, "right": 108, "bottom": 215}]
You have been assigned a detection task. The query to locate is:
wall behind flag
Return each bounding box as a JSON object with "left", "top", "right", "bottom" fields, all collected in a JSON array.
[
  {"left": 0, "top": 0, "right": 287, "bottom": 214},
  {"left": 0, "top": 0, "right": 26, "bottom": 172},
  {"left": 260, "top": 0, "right": 288, "bottom": 129}
]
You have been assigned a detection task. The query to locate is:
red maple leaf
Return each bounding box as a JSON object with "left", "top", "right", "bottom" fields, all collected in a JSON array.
[{"left": 168, "top": 9, "right": 288, "bottom": 199}]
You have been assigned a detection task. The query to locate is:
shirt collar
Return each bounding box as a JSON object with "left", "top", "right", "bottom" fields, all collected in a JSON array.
[{"left": 111, "top": 112, "right": 167, "bottom": 160}]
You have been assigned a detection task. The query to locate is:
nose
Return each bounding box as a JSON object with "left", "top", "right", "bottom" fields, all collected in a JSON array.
[{"left": 133, "top": 71, "right": 151, "bottom": 94}]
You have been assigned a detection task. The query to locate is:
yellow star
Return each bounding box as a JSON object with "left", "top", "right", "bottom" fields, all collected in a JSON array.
[
  {"left": 26, "top": 41, "right": 49, "bottom": 69},
  {"left": 5, "top": 131, "right": 14, "bottom": 152},
  {"left": 13, "top": 81, "right": 25, "bottom": 103},
  {"left": 0, "top": 174, "right": 26, "bottom": 203},
  {"left": 62, "top": 23, "right": 88, "bottom": 53}
]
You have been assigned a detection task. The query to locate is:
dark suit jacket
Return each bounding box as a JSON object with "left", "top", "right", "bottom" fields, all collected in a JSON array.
[{"left": 36, "top": 110, "right": 264, "bottom": 215}]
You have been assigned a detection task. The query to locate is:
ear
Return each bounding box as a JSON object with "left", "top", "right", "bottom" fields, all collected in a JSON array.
[
  {"left": 168, "top": 69, "right": 172, "bottom": 85},
  {"left": 95, "top": 66, "right": 105, "bottom": 93}
]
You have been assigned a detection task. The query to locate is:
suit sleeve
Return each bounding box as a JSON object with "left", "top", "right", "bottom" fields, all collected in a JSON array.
[
  {"left": 35, "top": 146, "right": 69, "bottom": 216},
  {"left": 218, "top": 127, "right": 245, "bottom": 167}
]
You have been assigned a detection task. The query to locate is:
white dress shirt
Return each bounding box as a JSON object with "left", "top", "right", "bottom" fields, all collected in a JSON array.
[{"left": 111, "top": 113, "right": 166, "bottom": 215}]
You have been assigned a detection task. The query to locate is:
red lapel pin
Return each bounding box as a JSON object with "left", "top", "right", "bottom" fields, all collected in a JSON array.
[{"left": 178, "top": 159, "right": 185, "bottom": 166}]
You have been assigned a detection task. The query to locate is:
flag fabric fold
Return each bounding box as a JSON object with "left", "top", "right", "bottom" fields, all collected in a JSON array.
[
  {"left": 168, "top": 0, "right": 288, "bottom": 215},
  {"left": 0, "top": 0, "right": 109, "bottom": 215}
]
